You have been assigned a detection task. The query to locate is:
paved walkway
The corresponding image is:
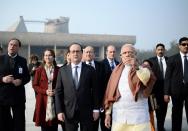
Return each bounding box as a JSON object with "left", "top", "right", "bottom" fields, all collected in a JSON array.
[{"left": 25, "top": 81, "right": 187, "bottom": 131}]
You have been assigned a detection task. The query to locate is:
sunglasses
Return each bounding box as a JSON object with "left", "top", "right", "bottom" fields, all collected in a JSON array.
[{"left": 181, "top": 43, "right": 188, "bottom": 46}]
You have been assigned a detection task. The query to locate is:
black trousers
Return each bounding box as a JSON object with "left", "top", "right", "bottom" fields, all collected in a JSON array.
[
  {"left": 65, "top": 110, "right": 92, "bottom": 131},
  {"left": 61, "top": 122, "right": 66, "bottom": 131},
  {"left": 41, "top": 125, "right": 58, "bottom": 131},
  {"left": 155, "top": 95, "right": 168, "bottom": 131},
  {"left": 0, "top": 103, "right": 25, "bottom": 131},
  {"left": 0, "top": 105, "right": 13, "bottom": 131},
  {"left": 92, "top": 118, "right": 99, "bottom": 131},
  {"left": 171, "top": 89, "right": 188, "bottom": 131},
  {"left": 12, "top": 104, "right": 26, "bottom": 131}
]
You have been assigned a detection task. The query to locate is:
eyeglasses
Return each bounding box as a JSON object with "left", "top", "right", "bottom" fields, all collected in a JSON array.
[
  {"left": 70, "top": 50, "right": 81, "bottom": 54},
  {"left": 181, "top": 43, "right": 188, "bottom": 46}
]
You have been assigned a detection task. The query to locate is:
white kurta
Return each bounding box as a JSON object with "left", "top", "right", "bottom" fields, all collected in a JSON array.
[{"left": 112, "top": 65, "right": 149, "bottom": 124}]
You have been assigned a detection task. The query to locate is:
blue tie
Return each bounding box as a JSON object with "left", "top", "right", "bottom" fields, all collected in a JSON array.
[{"left": 110, "top": 61, "right": 115, "bottom": 70}]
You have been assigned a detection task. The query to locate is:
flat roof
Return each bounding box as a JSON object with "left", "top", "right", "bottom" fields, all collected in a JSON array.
[{"left": 0, "top": 31, "right": 136, "bottom": 47}]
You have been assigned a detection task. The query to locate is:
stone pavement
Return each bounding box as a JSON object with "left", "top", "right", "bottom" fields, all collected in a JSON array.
[{"left": 25, "top": 81, "right": 187, "bottom": 131}]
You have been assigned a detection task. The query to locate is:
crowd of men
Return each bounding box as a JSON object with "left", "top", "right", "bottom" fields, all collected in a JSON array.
[{"left": 0, "top": 37, "right": 188, "bottom": 131}]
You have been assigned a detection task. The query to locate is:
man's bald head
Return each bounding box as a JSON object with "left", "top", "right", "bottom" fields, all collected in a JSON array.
[
  {"left": 106, "top": 45, "right": 116, "bottom": 60},
  {"left": 120, "top": 44, "right": 136, "bottom": 57},
  {"left": 84, "top": 46, "right": 95, "bottom": 61}
]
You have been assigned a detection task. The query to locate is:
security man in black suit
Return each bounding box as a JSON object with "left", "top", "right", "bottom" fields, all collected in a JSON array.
[
  {"left": 149, "top": 43, "right": 168, "bottom": 131},
  {"left": 164, "top": 37, "right": 188, "bottom": 131},
  {"left": 0, "top": 38, "right": 30, "bottom": 131},
  {"left": 83, "top": 46, "right": 104, "bottom": 131},
  {"left": 55, "top": 43, "right": 100, "bottom": 131},
  {"left": 101, "top": 45, "right": 119, "bottom": 131}
]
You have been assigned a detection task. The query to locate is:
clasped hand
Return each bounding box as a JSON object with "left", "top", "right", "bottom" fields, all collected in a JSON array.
[
  {"left": 2, "top": 75, "right": 22, "bottom": 86},
  {"left": 46, "top": 89, "right": 55, "bottom": 96}
]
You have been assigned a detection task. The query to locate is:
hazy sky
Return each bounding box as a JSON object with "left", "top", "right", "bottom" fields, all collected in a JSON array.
[{"left": 1, "top": 0, "right": 188, "bottom": 50}]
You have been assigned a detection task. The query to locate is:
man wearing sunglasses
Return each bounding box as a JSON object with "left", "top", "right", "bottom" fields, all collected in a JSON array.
[{"left": 164, "top": 37, "right": 188, "bottom": 131}]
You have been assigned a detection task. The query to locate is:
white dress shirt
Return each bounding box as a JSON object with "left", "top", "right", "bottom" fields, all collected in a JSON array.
[
  {"left": 71, "top": 62, "right": 82, "bottom": 82},
  {"left": 180, "top": 52, "right": 188, "bottom": 74},
  {"left": 86, "top": 60, "right": 95, "bottom": 69},
  {"left": 107, "top": 58, "right": 116, "bottom": 68},
  {"left": 157, "top": 56, "right": 167, "bottom": 78},
  {"left": 71, "top": 62, "right": 99, "bottom": 112}
]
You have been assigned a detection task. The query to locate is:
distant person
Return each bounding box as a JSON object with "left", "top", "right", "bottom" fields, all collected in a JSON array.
[
  {"left": 164, "top": 37, "right": 188, "bottom": 131},
  {"left": 28, "top": 54, "right": 41, "bottom": 97},
  {"left": 28, "top": 54, "right": 41, "bottom": 80},
  {"left": 0, "top": 47, "right": 3, "bottom": 55},
  {"left": 63, "top": 50, "right": 71, "bottom": 66},
  {"left": 142, "top": 59, "right": 156, "bottom": 131},
  {"left": 0, "top": 38, "right": 30, "bottom": 131},
  {"left": 32, "top": 49, "right": 60, "bottom": 131},
  {"left": 55, "top": 43, "right": 100, "bottom": 131},
  {"left": 103, "top": 44, "right": 156, "bottom": 131},
  {"left": 83, "top": 46, "right": 104, "bottom": 131},
  {"left": 148, "top": 43, "right": 168, "bottom": 131},
  {"left": 101, "top": 45, "right": 119, "bottom": 131}
]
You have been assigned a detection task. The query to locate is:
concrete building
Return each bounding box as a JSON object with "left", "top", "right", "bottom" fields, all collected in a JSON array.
[
  {"left": 44, "top": 17, "right": 69, "bottom": 33},
  {"left": 0, "top": 16, "right": 136, "bottom": 64}
]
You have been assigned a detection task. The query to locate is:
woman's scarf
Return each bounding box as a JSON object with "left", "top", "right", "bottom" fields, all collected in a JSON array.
[{"left": 45, "top": 65, "right": 56, "bottom": 121}]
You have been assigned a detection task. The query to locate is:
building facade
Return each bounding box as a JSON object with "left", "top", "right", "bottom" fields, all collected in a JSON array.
[{"left": 0, "top": 16, "right": 136, "bottom": 64}]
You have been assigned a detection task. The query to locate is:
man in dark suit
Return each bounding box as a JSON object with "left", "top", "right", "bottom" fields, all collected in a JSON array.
[
  {"left": 83, "top": 46, "right": 104, "bottom": 131},
  {"left": 0, "top": 38, "right": 30, "bottom": 131},
  {"left": 149, "top": 43, "right": 168, "bottom": 131},
  {"left": 101, "top": 45, "right": 119, "bottom": 131},
  {"left": 164, "top": 37, "right": 188, "bottom": 131},
  {"left": 55, "top": 43, "right": 100, "bottom": 131}
]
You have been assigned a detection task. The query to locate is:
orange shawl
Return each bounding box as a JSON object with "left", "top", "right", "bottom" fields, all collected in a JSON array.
[{"left": 103, "top": 62, "right": 156, "bottom": 110}]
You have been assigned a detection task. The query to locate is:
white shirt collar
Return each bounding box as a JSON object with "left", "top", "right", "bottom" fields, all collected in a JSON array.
[
  {"left": 8, "top": 53, "right": 17, "bottom": 58},
  {"left": 86, "top": 60, "right": 94, "bottom": 65},
  {"left": 180, "top": 51, "right": 188, "bottom": 57},
  {"left": 157, "top": 56, "right": 165, "bottom": 60},
  {"left": 107, "top": 58, "right": 114, "bottom": 63},
  {"left": 71, "top": 62, "right": 82, "bottom": 68}
]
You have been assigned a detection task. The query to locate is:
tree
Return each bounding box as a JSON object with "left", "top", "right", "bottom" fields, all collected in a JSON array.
[{"left": 166, "top": 40, "right": 179, "bottom": 56}]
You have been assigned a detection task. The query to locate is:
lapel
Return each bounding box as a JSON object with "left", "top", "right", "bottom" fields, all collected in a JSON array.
[
  {"left": 104, "top": 58, "right": 111, "bottom": 70},
  {"left": 165, "top": 56, "right": 168, "bottom": 61},
  {"left": 94, "top": 61, "right": 99, "bottom": 71},
  {"left": 66, "top": 64, "right": 77, "bottom": 90},
  {"left": 114, "top": 59, "right": 119, "bottom": 66},
  {"left": 40, "top": 67, "right": 48, "bottom": 81},
  {"left": 78, "top": 62, "right": 85, "bottom": 89},
  {"left": 154, "top": 57, "right": 161, "bottom": 72},
  {"left": 52, "top": 66, "right": 59, "bottom": 88},
  {"left": 176, "top": 54, "right": 183, "bottom": 75}
]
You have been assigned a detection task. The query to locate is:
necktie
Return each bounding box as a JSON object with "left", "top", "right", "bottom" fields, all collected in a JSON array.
[
  {"left": 89, "top": 62, "right": 92, "bottom": 66},
  {"left": 9, "top": 57, "right": 15, "bottom": 72},
  {"left": 110, "top": 61, "right": 115, "bottom": 70},
  {"left": 184, "top": 56, "right": 188, "bottom": 83},
  {"left": 159, "top": 58, "right": 164, "bottom": 79},
  {"left": 73, "top": 66, "right": 79, "bottom": 89}
]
